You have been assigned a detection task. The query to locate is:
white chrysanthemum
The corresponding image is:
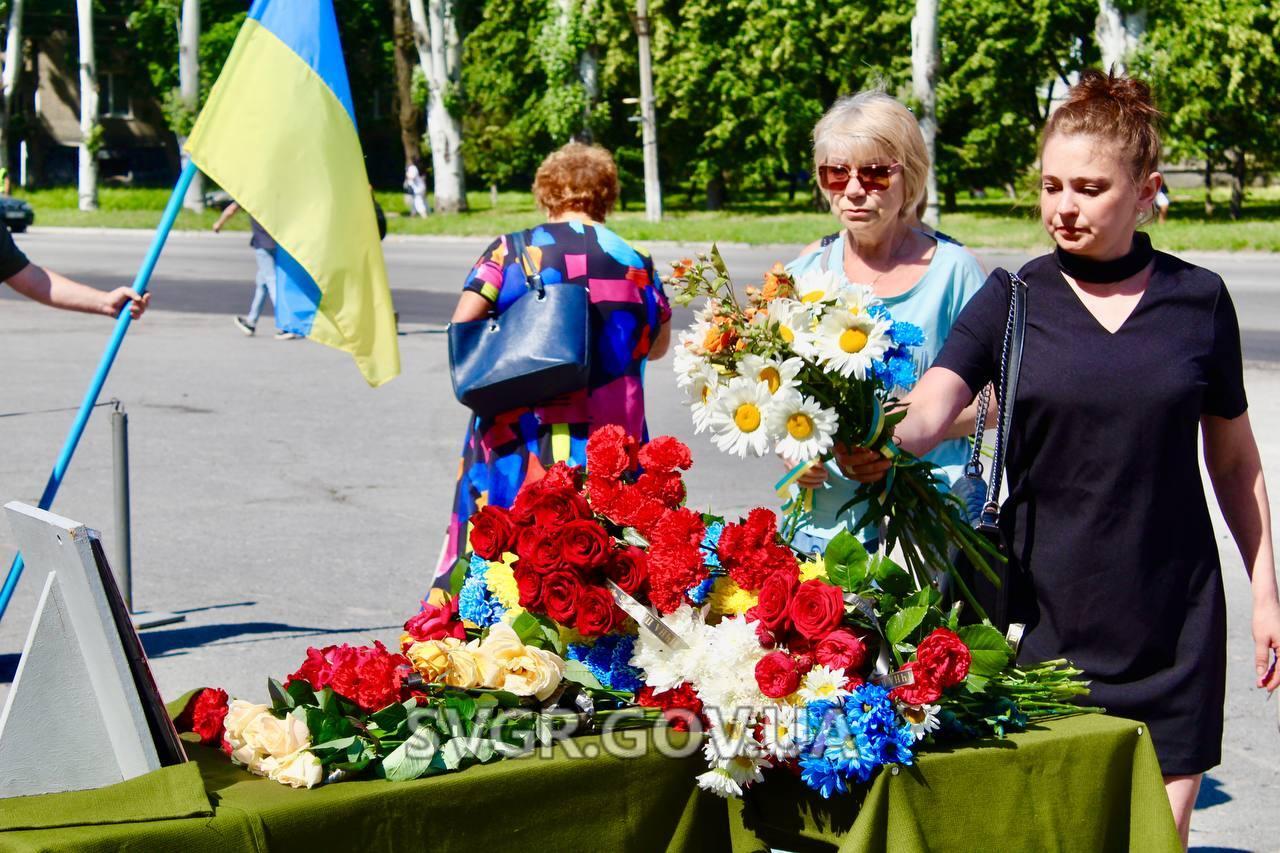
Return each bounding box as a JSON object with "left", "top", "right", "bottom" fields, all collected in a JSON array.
[
  {"left": 630, "top": 606, "right": 708, "bottom": 693},
  {"left": 760, "top": 704, "right": 802, "bottom": 760},
  {"left": 795, "top": 268, "right": 844, "bottom": 306},
  {"left": 709, "top": 378, "right": 775, "bottom": 458},
  {"left": 689, "top": 364, "right": 722, "bottom": 434},
  {"left": 797, "top": 665, "right": 853, "bottom": 704},
  {"left": 696, "top": 766, "right": 745, "bottom": 798},
  {"left": 812, "top": 311, "right": 892, "bottom": 380},
  {"left": 765, "top": 299, "right": 816, "bottom": 357},
  {"left": 737, "top": 354, "right": 803, "bottom": 398},
  {"left": 688, "top": 616, "right": 771, "bottom": 712},
  {"left": 897, "top": 701, "right": 942, "bottom": 741},
  {"left": 767, "top": 394, "right": 838, "bottom": 461}
]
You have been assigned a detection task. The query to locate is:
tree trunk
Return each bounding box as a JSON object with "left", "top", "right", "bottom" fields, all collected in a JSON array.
[
  {"left": 705, "top": 173, "right": 724, "bottom": 211},
  {"left": 0, "top": 0, "right": 26, "bottom": 187},
  {"left": 178, "top": 0, "right": 203, "bottom": 211},
  {"left": 76, "top": 0, "right": 98, "bottom": 211},
  {"left": 1203, "top": 158, "right": 1214, "bottom": 216},
  {"left": 1229, "top": 150, "right": 1245, "bottom": 221},
  {"left": 911, "top": 0, "right": 939, "bottom": 228},
  {"left": 944, "top": 184, "right": 957, "bottom": 211},
  {"left": 1095, "top": 0, "right": 1146, "bottom": 73},
  {"left": 408, "top": 0, "right": 467, "bottom": 213},
  {"left": 391, "top": 0, "right": 422, "bottom": 168},
  {"left": 634, "top": 0, "right": 661, "bottom": 221}
]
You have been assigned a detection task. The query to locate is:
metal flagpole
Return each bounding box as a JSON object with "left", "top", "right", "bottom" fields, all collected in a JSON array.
[{"left": 0, "top": 160, "right": 199, "bottom": 622}]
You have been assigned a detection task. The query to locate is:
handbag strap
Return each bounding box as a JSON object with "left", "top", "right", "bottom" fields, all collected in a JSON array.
[
  {"left": 508, "top": 230, "right": 546, "bottom": 297},
  {"left": 968, "top": 270, "right": 1028, "bottom": 530}
]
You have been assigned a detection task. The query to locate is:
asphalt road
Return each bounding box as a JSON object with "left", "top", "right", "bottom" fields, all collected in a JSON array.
[{"left": 0, "top": 226, "right": 1277, "bottom": 850}]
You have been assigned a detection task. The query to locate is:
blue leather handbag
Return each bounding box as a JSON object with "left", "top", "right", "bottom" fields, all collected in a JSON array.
[{"left": 448, "top": 230, "right": 591, "bottom": 418}]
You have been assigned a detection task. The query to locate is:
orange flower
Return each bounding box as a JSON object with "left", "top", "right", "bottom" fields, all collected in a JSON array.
[
  {"left": 703, "top": 322, "right": 737, "bottom": 354},
  {"left": 672, "top": 258, "right": 695, "bottom": 279},
  {"left": 761, "top": 264, "right": 794, "bottom": 301}
]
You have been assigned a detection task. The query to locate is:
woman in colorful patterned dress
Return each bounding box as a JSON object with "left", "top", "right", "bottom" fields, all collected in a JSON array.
[{"left": 434, "top": 143, "right": 672, "bottom": 585}]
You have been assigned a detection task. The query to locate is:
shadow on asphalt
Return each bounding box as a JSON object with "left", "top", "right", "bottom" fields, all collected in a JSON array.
[
  {"left": 137, "top": 621, "right": 400, "bottom": 658},
  {"left": 1194, "top": 774, "right": 1233, "bottom": 810}
]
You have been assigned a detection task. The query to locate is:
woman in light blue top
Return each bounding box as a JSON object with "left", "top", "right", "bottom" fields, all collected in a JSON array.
[{"left": 783, "top": 91, "right": 987, "bottom": 552}]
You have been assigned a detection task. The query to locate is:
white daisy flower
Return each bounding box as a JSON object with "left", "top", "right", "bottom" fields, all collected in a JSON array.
[
  {"left": 765, "top": 299, "right": 816, "bottom": 358},
  {"left": 767, "top": 394, "right": 837, "bottom": 462},
  {"left": 838, "top": 282, "right": 876, "bottom": 316},
  {"left": 897, "top": 701, "right": 942, "bottom": 741},
  {"left": 813, "top": 311, "right": 892, "bottom": 380},
  {"left": 709, "top": 377, "right": 775, "bottom": 458},
  {"left": 689, "top": 364, "right": 722, "bottom": 434},
  {"left": 696, "top": 767, "right": 745, "bottom": 798},
  {"left": 760, "top": 704, "right": 802, "bottom": 760},
  {"left": 797, "top": 665, "right": 854, "bottom": 704},
  {"left": 702, "top": 708, "right": 760, "bottom": 761},
  {"left": 737, "top": 354, "right": 804, "bottom": 398},
  {"left": 719, "top": 751, "right": 771, "bottom": 787},
  {"left": 794, "top": 269, "right": 844, "bottom": 306}
]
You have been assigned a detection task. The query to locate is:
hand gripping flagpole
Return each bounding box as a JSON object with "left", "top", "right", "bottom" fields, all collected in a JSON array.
[{"left": 0, "top": 161, "right": 199, "bottom": 622}]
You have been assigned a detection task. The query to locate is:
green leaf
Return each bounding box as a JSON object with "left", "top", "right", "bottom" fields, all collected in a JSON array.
[
  {"left": 957, "top": 624, "right": 1014, "bottom": 677},
  {"left": 284, "top": 679, "right": 317, "bottom": 707},
  {"left": 267, "top": 678, "right": 294, "bottom": 711},
  {"left": 872, "top": 555, "right": 914, "bottom": 597},
  {"left": 904, "top": 587, "right": 940, "bottom": 610},
  {"left": 562, "top": 660, "right": 603, "bottom": 690},
  {"left": 509, "top": 611, "right": 562, "bottom": 650},
  {"left": 885, "top": 605, "right": 927, "bottom": 645},
  {"left": 449, "top": 557, "right": 469, "bottom": 597},
  {"left": 824, "top": 530, "right": 868, "bottom": 572},
  {"left": 382, "top": 724, "right": 441, "bottom": 782},
  {"left": 310, "top": 735, "right": 358, "bottom": 753},
  {"left": 439, "top": 737, "right": 504, "bottom": 771}
]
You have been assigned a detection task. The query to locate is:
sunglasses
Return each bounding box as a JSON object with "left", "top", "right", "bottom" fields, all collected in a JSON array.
[{"left": 818, "top": 162, "right": 902, "bottom": 194}]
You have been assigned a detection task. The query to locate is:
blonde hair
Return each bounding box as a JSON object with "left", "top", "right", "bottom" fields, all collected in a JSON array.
[
  {"left": 532, "top": 142, "right": 619, "bottom": 221},
  {"left": 812, "top": 91, "right": 930, "bottom": 220}
]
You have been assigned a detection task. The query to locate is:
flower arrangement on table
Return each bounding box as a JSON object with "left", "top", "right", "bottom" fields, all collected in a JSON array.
[
  {"left": 176, "top": 431, "right": 1093, "bottom": 798},
  {"left": 666, "top": 247, "right": 1002, "bottom": 618}
]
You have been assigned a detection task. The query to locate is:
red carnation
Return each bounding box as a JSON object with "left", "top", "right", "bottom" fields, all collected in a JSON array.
[
  {"left": 890, "top": 661, "right": 943, "bottom": 706},
  {"left": 719, "top": 509, "right": 799, "bottom": 590},
  {"left": 559, "top": 519, "right": 612, "bottom": 572},
  {"left": 540, "top": 461, "right": 583, "bottom": 491},
  {"left": 174, "top": 687, "right": 230, "bottom": 746},
  {"left": 916, "top": 628, "right": 971, "bottom": 688},
  {"left": 748, "top": 571, "right": 796, "bottom": 632},
  {"left": 402, "top": 597, "right": 466, "bottom": 646},
  {"left": 575, "top": 585, "right": 621, "bottom": 636},
  {"left": 585, "top": 425, "right": 638, "bottom": 480},
  {"left": 468, "top": 505, "right": 515, "bottom": 560},
  {"left": 638, "top": 435, "right": 692, "bottom": 474},
  {"left": 585, "top": 474, "right": 625, "bottom": 518},
  {"left": 647, "top": 542, "right": 707, "bottom": 613},
  {"left": 634, "top": 470, "right": 687, "bottom": 509},
  {"left": 815, "top": 628, "right": 868, "bottom": 673},
  {"left": 605, "top": 546, "right": 649, "bottom": 596},
  {"left": 789, "top": 580, "right": 845, "bottom": 640},
  {"left": 515, "top": 566, "right": 543, "bottom": 609},
  {"left": 636, "top": 682, "right": 706, "bottom": 732},
  {"left": 291, "top": 642, "right": 408, "bottom": 713},
  {"left": 755, "top": 651, "right": 801, "bottom": 699},
  {"left": 541, "top": 571, "right": 584, "bottom": 624},
  {"left": 287, "top": 644, "right": 350, "bottom": 690},
  {"left": 649, "top": 506, "right": 705, "bottom": 549}
]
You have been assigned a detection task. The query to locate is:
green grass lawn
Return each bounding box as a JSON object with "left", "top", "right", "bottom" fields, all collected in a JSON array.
[{"left": 12, "top": 184, "right": 1280, "bottom": 252}]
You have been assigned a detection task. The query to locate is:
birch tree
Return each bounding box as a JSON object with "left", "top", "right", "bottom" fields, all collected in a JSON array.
[
  {"left": 1096, "top": 0, "right": 1145, "bottom": 72},
  {"left": 911, "top": 0, "right": 940, "bottom": 227},
  {"left": 178, "top": 0, "right": 203, "bottom": 211},
  {"left": 76, "top": 0, "right": 99, "bottom": 211},
  {"left": 0, "top": 0, "right": 25, "bottom": 188},
  {"left": 408, "top": 0, "right": 468, "bottom": 212}
]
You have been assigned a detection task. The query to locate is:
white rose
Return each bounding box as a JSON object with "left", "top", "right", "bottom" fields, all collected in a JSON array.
[
  {"left": 244, "top": 710, "right": 311, "bottom": 758},
  {"left": 270, "top": 750, "right": 324, "bottom": 789},
  {"left": 223, "top": 700, "right": 271, "bottom": 749}
]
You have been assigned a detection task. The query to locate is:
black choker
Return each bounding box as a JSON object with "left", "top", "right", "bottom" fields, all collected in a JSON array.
[{"left": 1055, "top": 231, "right": 1154, "bottom": 283}]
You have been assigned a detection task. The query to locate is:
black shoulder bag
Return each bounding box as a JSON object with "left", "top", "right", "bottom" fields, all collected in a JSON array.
[{"left": 955, "top": 270, "right": 1027, "bottom": 640}]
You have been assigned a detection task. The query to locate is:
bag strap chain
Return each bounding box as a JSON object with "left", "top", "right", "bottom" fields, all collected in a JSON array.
[{"left": 968, "top": 272, "right": 1026, "bottom": 531}]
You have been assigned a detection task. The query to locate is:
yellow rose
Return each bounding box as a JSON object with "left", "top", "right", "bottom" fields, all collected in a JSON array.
[
  {"left": 478, "top": 622, "right": 524, "bottom": 660},
  {"left": 500, "top": 646, "right": 565, "bottom": 701},
  {"left": 223, "top": 700, "right": 271, "bottom": 748},
  {"left": 407, "top": 638, "right": 461, "bottom": 681},
  {"left": 270, "top": 750, "right": 324, "bottom": 789},
  {"left": 244, "top": 711, "right": 310, "bottom": 758}
]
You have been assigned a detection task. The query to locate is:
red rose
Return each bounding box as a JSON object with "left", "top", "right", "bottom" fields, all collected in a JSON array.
[
  {"left": 586, "top": 424, "right": 638, "bottom": 480},
  {"left": 468, "top": 505, "right": 515, "bottom": 560},
  {"left": 559, "top": 519, "right": 612, "bottom": 572},
  {"left": 789, "top": 580, "right": 845, "bottom": 640},
  {"left": 755, "top": 651, "right": 802, "bottom": 699},
  {"left": 916, "top": 628, "right": 971, "bottom": 688},
  {"left": 605, "top": 546, "right": 649, "bottom": 595},
  {"left": 174, "top": 687, "right": 230, "bottom": 745},
  {"left": 515, "top": 566, "right": 543, "bottom": 609},
  {"left": 541, "top": 571, "right": 583, "bottom": 624},
  {"left": 575, "top": 585, "right": 620, "bottom": 636},
  {"left": 634, "top": 471, "right": 686, "bottom": 509},
  {"left": 748, "top": 571, "right": 796, "bottom": 632},
  {"left": 518, "top": 487, "right": 591, "bottom": 529},
  {"left": 638, "top": 435, "right": 693, "bottom": 474},
  {"left": 402, "top": 598, "right": 466, "bottom": 646},
  {"left": 815, "top": 628, "right": 868, "bottom": 673},
  {"left": 890, "top": 661, "right": 943, "bottom": 706},
  {"left": 519, "top": 529, "right": 569, "bottom": 574}
]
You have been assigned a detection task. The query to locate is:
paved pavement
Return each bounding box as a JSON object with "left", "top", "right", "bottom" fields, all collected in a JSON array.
[{"left": 0, "top": 227, "right": 1277, "bottom": 851}]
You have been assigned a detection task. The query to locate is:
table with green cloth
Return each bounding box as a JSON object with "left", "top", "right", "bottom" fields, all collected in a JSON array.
[{"left": 0, "top": 713, "right": 1178, "bottom": 852}]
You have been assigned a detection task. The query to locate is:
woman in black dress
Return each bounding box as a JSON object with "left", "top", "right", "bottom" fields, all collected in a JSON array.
[{"left": 837, "top": 71, "right": 1280, "bottom": 846}]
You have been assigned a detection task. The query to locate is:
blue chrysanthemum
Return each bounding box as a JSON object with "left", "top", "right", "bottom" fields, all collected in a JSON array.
[
  {"left": 701, "top": 521, "right": 724, "bottom": 568},
  {"left": 879, "top": 724, "right": 917, "bottom": 767},
  {"left": 889, "top": 320, "right": 925, "bottom": 348},
  {"left": 799, "top": 753, "right": 847, "bottom": 799},
  {"left": 886, "top": 355, "right": 918, "bottom": 390},
  {"left": 569, "top": 635, "right": 643, "bottom": 692},
  {"left": 457, "top": 555, "right": 505, "bottom": 627},
  {"left": 846, "top": 684, "right": 896, "bottom": 734}
]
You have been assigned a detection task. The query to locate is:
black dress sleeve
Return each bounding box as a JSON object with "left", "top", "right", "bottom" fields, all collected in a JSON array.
[
  {"left": 1202, "top": 281, "right": 1248, "bottom": 419},
  {"left": 932, "top": 267, "right": 1009, "bottom": 396},
  {"left": 0, "top": 221, "right": 31, "bottom": 282}
]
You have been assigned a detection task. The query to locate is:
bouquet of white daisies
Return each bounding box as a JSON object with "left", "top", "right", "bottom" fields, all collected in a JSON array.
[{"left": 667, "top": 247, "right": 1002, "bottom": 618}]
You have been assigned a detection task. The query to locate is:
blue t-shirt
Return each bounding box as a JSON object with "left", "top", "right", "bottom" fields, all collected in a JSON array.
[{"left": 784, "top": 232, "right": 986, "bottom": 543}]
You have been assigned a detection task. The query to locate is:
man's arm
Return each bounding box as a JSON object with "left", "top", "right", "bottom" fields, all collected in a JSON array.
[
  {"left": 6, "top": 263, "right": 149, "bottom": 319},
  {"left": 212, "top": 201, "right": 240, "bottom": 233}
]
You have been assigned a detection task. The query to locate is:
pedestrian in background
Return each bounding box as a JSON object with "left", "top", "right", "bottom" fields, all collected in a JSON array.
[
  {"left": 212, "top": 201, "right": 298, "bottom": 340},
  {"left": 1, "top": 221, "right": 148, "bottom": 318},
  {"left": 404, "top": 159, "right": 430, "bottom": 218}
]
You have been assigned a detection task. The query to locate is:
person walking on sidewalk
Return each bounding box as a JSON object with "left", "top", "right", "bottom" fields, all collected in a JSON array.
[{"left": 212, "top": 201, "right": 298, "bottom": 340}]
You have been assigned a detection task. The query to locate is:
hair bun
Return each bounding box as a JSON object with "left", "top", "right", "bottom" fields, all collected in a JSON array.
[
  {"left": 1043, "top": 68, "right": 1163, "bottom": 182},
  {"left": 1067, "top": 69, "right": 1160, "bottom": 120}
]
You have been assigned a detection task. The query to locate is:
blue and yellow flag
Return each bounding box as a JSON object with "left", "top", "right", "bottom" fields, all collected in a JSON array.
[{"left": 186, "top": 0, "right": 400, "bottom": 386}]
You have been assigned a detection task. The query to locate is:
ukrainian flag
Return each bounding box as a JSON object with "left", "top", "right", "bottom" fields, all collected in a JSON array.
[{"left": 186, "top": 0, "right": 400, "bottom": 386}]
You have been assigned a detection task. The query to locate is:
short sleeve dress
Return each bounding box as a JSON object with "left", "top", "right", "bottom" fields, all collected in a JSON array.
[
  {"left": 933, "top": 242, "right": 1247, "bottom": 775},
  {"left": 0, "top": 222, "right": 32, "bottom": 281},
  {"left": 433, "top": 220, "right": 672, "bottom": 584}
]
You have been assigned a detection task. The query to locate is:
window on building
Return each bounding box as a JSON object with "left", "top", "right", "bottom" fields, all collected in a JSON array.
[{"left": 99, "top": 73, "right": 132, "bottom": 119}]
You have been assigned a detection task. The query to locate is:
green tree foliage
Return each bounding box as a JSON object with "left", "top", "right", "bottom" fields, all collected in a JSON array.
[{"left": 1135, "top": 0, "right": 1280, "bottom": 218}]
